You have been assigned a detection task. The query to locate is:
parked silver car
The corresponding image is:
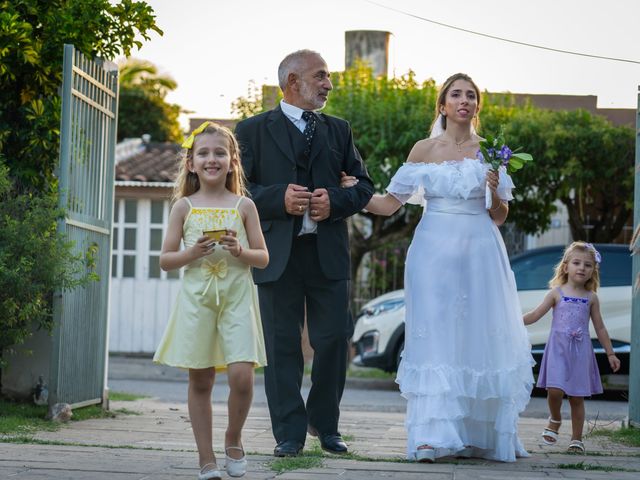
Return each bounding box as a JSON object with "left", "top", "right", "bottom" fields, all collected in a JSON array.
[{"left": 352, "top": 244, "right": 631, "bottom": 386}]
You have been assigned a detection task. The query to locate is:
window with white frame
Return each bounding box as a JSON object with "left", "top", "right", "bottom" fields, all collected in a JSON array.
[
  {"left": 112, "top": 199, "right": 138, "bottom": 278},
  {"left": 112, "top": 197, "right": 181, "bottom": 280}
]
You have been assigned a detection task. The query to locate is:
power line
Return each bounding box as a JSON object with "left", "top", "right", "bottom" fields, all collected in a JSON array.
[{"left": 365, "top": 0, "right": 640, "bottom": 65}]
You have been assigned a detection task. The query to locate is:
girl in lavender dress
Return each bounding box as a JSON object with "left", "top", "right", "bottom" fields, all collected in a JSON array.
[{"left": 524, "top": 242, "right": 621, "bottom": 454}]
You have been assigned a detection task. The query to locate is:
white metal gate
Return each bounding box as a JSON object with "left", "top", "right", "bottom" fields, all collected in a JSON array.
[{"left": 50, "top": 44, "right": 118, "bottom": 407}]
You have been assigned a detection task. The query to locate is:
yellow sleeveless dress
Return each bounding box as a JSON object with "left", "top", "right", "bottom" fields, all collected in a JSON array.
[{"left": 153, "top": 196, "right": 267, "bottom": 370}]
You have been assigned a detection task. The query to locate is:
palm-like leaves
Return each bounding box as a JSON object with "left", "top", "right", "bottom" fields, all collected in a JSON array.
[{"left": 118, "top": 58, "right": 177, "bottom": 98}]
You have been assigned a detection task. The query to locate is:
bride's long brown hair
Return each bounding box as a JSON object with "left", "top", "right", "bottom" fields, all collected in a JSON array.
[{"left": 429, "top": 73, "right": 481, "bottom": 134}]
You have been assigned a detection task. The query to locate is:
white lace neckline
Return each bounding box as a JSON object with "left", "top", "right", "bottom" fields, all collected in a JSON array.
[{"left": 403, "top": 157, "right": 482, "bottom": 167}]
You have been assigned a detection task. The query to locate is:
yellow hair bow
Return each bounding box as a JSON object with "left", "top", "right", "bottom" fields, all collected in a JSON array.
[
  {"left": 201, "top": 258, "right": 228, "bottom": 305},
  {"left": 182, "top": 121, "right": 214, "bottom": 149}
]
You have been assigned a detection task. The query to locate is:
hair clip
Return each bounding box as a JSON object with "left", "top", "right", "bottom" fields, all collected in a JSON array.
[
  {"left": 584, "top": 243, "right": 601, "bottom": 264},
  {"left": 182, "top": 121, "right": 214, "bottom": 149}
]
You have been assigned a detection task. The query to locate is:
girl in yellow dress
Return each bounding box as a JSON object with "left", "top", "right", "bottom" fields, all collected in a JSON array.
[{"left": 153, "top": 122, "right": 268, "bottom": 480}]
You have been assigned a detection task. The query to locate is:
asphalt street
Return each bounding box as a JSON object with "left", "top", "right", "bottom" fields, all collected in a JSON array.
[{"left": 107, "top": 355, "right": 630, "bottom": 421}]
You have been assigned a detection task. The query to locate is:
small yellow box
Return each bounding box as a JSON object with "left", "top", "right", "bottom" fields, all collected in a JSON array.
[{"left": 203, "top": 229, "right": 227, "bottom": 242}]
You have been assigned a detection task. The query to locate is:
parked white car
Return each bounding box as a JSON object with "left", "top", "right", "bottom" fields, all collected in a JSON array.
[{"left": 352, "top": 244, "right": 632, "bottom": 384}]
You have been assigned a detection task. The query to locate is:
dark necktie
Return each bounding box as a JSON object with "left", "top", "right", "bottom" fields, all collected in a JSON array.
[{"left": 301, "top": 110, "right": 317, "bottom": 156}]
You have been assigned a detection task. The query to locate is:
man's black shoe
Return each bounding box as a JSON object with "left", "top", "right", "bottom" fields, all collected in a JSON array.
[
  {"left": 274, "top": 440, "right": 304, "bottom": 457},
  {"left": 318, "top": 433, "right": 348, "bottom": 454}
]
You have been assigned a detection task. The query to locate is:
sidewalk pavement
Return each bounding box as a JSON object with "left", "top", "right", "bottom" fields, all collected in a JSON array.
[{"left": 2, "top": 393, "right": 639, "bottom": 479}]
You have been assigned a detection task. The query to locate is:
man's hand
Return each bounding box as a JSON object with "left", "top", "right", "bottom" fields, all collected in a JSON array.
[
  {"left": 285, "top": 184, "right": 312, "bottom": 216},
  {"left": 309, "top": 188, "right": 330, "bottom": 222}
]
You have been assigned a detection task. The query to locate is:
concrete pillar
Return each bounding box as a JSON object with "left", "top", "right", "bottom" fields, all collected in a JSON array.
[{"left": 345, "top": 30, "right": 390, "bottom": 77}]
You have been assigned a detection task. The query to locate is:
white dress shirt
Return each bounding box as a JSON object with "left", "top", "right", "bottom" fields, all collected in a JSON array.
[{"left": 280, "top": 100, "right": 317, "bottom": 235}]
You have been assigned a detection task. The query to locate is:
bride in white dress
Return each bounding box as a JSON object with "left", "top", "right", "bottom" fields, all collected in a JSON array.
[{"left": 343, "top": 73, "right": 534, "bottom": 462}]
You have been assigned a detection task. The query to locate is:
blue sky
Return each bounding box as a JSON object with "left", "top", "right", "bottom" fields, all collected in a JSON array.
[{"left": 125, "top": 0, "right": 640, "bottom": 124}]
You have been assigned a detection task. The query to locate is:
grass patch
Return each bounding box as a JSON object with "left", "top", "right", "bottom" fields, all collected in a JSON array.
[
  {"left": 70, "top": 405, "right": 116, "bottom": 422},
  {"left": 556, "top": 461, "right": 636, "bottom": 472},
  {"left": 0, "top": 436, "right": 163, "bottom": 450},
  {"left": 346, "top": 367, "right": 395, "bottom": 380},
  {"left": 109, "top": 391, "right": 148, "bottom": 402},
  {"left": 300, "top": 365, "right": 395, "bottom": 379},
  {"left": 0, "top": 398, "right": 138, "bottom": 436},
  {"left": 0, "top": 400, "right": 57, "bottom": 435},
  {"left": 591, "top": 427, "right": 640, "bottom": 447},
  {"left": 271, "top": 455, "right": 323, "bottom": 473}
]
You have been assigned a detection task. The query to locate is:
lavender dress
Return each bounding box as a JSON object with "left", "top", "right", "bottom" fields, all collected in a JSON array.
[{"left": 536, "top": 287, "right": 603, "bottom": 396}]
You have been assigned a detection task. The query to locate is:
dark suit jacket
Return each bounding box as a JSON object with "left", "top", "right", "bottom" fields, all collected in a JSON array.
[{"left": 235, "top": 106, "right": 373, "bottom": 284}]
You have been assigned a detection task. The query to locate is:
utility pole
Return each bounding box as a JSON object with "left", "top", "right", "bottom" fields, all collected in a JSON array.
[{"left": 630, "top": 85, "right": 640, "bottom": 428}]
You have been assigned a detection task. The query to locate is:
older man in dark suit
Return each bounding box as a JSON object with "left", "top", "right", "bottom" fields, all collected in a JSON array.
[{"left": 235, "top": 49, "right": 373, "bottom": 457}]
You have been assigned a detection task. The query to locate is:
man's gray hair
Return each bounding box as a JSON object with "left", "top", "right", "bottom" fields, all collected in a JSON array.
[{"left": 277, "top": 49, "right": 322, "bottom": 90}]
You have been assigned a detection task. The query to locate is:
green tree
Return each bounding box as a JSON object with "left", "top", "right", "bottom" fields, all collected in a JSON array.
[
  {"left": 231, "top": 80, "right": 269, "bottom": 120},
  {"left": 481, "top": 101, "right": 634, "bottom": 242},
  {"left": 323, "top": 63, "right": 438, "bottom": 279},
  {"left": 0, "top": 0, "right": 161, "bottom": 367},
  {"left": 0, "top": 0, "right": 162, "bottom": 188},
  {"left": 116, "top": 58, "right": 183, "bottom": 141}
]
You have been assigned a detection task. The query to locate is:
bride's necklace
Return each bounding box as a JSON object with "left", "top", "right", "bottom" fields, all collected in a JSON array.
[
  {"left": 442, "top": 135, "right": 471, "bottom": 152},
  {"left": 454, "top": 138, "right": 469, "bottom": 152}
]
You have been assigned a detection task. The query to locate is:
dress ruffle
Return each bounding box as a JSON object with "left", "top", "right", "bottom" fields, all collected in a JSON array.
[
  {"left": 386, "top": 159, "right": 514, "bottom": 206},
  {"left": 397, "top": 360, "right": 535, "bottom": 404},
  {"left": 398, "top": 359, "right": 534, "bottom": 461}
]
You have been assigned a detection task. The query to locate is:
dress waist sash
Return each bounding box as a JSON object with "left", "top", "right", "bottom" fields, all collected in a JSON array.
[{"left": 426, "top": 197, "right": 486, "bottom": 215}]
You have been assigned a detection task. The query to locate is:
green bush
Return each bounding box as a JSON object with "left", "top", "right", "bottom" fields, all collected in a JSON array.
[{"left": 0, "top": 159, "right": 96, "bottom": 364}]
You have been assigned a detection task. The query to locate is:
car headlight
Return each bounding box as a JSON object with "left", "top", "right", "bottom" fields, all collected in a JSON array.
[
  {"left": 360, "top": 298, "right": 405, "bottom": 318},
  {"left": 360, "top": 330, "right": 380, "bottom": 356}
]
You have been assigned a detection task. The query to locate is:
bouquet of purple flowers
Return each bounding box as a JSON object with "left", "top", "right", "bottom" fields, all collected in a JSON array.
[{"left": 476, "top": 127, "right": 533, "bottom": 173}]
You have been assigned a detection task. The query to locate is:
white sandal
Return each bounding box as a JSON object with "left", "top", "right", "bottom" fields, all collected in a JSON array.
[
  {"left": 541, "top": 417, "right": 561, "bottom": 445},
  {"left": 225, "top": 446, "right": 247, "bottom": 477},
  {"left": 567, "top": 439, "right": 585, "bottom": 454},
  {"left": 198, "top": 462, "right": 222, "bottom": 480}
]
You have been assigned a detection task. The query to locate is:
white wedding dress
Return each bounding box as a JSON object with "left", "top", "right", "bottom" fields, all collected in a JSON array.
[{"left": 390, "top": 158, "right": 534, "bottom": 462}]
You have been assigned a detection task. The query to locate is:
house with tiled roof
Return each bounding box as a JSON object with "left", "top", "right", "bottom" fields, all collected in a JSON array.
[{"left": 110, "top": 137, "right": 184, "bottom": 353}]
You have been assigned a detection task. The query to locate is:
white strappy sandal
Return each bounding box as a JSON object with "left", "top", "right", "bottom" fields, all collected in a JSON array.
[
  {"left": 567, "top": 439, "right": 585, "bottom": 454},
  {"left": 541, "top": 417, "right": 561, "bottom": 445}
]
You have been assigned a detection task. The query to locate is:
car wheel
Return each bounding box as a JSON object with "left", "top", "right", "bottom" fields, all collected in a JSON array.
[{"left": 395, "top": 338, "right": 404, "bottom": 372}]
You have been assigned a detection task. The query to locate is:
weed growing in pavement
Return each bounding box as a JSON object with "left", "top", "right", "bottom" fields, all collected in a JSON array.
[
  {"left": 556, "top": 461, "right": 637, "bottom": 472},
  {"left": 270, "top": 455, "right": 323, "bottom": 473},
  {"left": 591, "top": 427, "right": 640, "bottom": 448}
]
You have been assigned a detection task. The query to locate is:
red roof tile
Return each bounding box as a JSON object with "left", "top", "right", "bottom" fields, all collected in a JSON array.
[{"left": 115, "top": 143, "right": 181, "bottom": 182}]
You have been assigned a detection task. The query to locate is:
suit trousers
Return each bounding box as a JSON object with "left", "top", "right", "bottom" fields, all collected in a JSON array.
[{"left": 257, "top": 234, "right": 353, "bottom": 444}]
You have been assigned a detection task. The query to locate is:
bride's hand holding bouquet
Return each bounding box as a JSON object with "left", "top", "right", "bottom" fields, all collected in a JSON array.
[{"left": 476, "top": 127, "right": 533, "bottom": 208}]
